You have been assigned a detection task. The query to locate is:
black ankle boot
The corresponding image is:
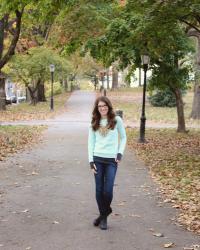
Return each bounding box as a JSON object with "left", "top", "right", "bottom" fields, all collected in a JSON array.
[
  {"left": 107, "top": 207, "right": 112, "bottom": 216},
  {"left": 93, "top": 215, "right": 102, "bottom": 226},
  {"left": 99, "top": 216, "right": 107, "bottom": 230}
]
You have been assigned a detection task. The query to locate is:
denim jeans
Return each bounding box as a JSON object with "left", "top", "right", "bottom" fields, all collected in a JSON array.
[{"left": 93, "top": 158, "right": 117, "bottom": 216}]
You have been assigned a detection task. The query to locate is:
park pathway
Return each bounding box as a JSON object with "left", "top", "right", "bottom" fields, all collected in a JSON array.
[{"left": 0, "top": 91, "right": 199, "bottom": 250}]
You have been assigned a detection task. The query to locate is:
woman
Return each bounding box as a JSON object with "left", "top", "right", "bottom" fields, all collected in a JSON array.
[{"left": 88, "top": 96, "right": 127, "bottom": 230}]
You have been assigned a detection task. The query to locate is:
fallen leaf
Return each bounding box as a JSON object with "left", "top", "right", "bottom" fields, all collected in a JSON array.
[
  {"left": 31, "top": 171, "right": 39, "bottom": 175},
  {"left": 53, "top": 221, "right": 60, "bottom": 224},
  {"left": 21, "top": 209, "right": 29, "bottom": 213},
  {"left": 153, "top": 232, "right": 164, "bottom": 237},
  {"left": 172, "top": 204, "right": 180, "bottom": 208},
  {"left": 117, "top": 202, "right": 125, "bottom": 206},
  {"left": 183, "top": 246, "right": 200, "bottom": 250},
  {"left": 129, "top": 214, "right": 141, "bottom": 218},
  {"left": 163, "top": 242, "right": 175, "bottom": 248}
]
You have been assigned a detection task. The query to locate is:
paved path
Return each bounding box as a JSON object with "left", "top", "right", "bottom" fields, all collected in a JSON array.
[
  {"left": 0, "top": 91, "right": 199, "bottom": 250},
  {"left": 1, "top": 91, "right": 199, "bottom": 130}
]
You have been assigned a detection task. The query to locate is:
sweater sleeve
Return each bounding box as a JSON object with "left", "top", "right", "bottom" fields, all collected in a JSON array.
[
  {"left": 88, "top": 126, "right": 96, "bottom": 162},
  {"left": 116, "top": 116, "right": 127, "bottom": 155}
]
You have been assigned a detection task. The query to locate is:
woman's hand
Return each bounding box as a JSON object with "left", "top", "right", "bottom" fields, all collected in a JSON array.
[
  {"left": 90, "top": 162, "right": 97, "bottom": 174},
  {"left": 115, "top": 153, "right": 122, "bottom": 163}
]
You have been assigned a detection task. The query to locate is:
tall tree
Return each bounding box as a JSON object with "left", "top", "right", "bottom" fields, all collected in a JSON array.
[
  {"left": 0, "top": 5, "right": 24, "bottom": 110},
  {"left": 0, "top": 0, "right": 70, "bottom": 110},
  {"left": 86, "top": 0, "right": 193, "bottom": 132},
  {"left": 130, "top": 0, "right": 200, "bottom": 119},
  {"left": 8, "top": 47, "right": 71, "bottom": 104},
  {"left": 48, "top": 0, "right": 116, "bottom": 54}
]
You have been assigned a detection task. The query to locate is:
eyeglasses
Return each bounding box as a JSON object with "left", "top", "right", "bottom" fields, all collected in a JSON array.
[{"left": 98, "top": 104, "right": 108, "bottom": 108}]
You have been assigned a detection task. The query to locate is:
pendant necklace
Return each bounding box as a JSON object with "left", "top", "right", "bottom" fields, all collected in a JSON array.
[{"left": 99, "top": 124, "right": 109, "bottom": 137}]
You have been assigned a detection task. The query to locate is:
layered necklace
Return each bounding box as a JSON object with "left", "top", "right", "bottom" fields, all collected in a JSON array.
[
  {"left": 99, "top": 124, "right": 110, "bottom": 137},
  {"left": 98, "top": 118, "right": 110, "bottom": 137}
]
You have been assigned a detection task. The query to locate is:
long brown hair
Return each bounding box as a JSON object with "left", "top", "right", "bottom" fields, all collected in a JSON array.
[{"left": 91, "top": 96, "right": 116, "bottom": 131}]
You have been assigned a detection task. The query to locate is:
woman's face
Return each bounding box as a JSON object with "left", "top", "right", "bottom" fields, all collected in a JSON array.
[{"left": 98, "top": 101, "right": 109, "bottom": 117}]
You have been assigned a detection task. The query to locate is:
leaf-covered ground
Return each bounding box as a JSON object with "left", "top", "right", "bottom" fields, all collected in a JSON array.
[
  {"left": 127, "top": 128, "right": 200, "bottom": 235},
  {"left": 0, "top": 92, "right": 70, "bottom": 122},
  {"left": 107, "top": 88, "right": 200, "bottom": 126},
  {"left": 0, "top": 125, "right": 46, "bottom": 161}
]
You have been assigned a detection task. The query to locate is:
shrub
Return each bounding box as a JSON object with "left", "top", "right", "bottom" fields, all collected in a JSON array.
[
  {"left": 46, "top": 81, "right": 64, "bottom": 97},
  {"left": 148, "top": 89, "right": 176, "bottom": 107}
]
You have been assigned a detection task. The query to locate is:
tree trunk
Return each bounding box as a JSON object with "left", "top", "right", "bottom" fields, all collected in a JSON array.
[
  {"left": 187, "top": 29, "right": 200, "bottom": 119},
  {"left": 26, "top": 87, "right": 30, "bottom": 102},
  {"left": 64, "top": 79, "right": 68, "bottom": 91},
  {"left": 0, "top": 17, "right": 6, "bottom": 111},
  {"left": 0, "top": 17, "right": 5, "bottom": 60},
  {"left": 37, "top": 81, "right": 46, "bottom": 102},
  {"left": 190, "top": 81, "right": 200, "bottom": 119},
  {"left": 0, "top": 74, "right": 6, "bottom": 110},
  {"left": 0, "top": 9, "right": 23, "bottom": 69},
  {"left": 173, "top": 88, "right": 187, "bottom": 132},
  {"left": 0, "top": 10, "right": 23, "bottom": 111},
  {"left": 28, "top": 83, "right": 39, "bottom": 106},
  {"left": 112, "top": 66, "right": 118, "bottom": 89},
  {"left": 106, "top": 68, "right": 109, "bottom": 89},
  {"left": 28, "top": 87, "right": 37, "bottom": 105}
]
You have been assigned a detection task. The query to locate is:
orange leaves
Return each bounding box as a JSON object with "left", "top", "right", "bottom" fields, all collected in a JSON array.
[
  {"left": 163, "top": 242, "right": 175, "bottom": 248},
  {"left": 0, "top": 126, "right": 45, "bottom": 161},
  {"left": 0, "top": 92, "right": 70, "bottom": 122},
  {"left": 127, "top": 128, "right": 200, "bottom": 235},
  {"left": 119, "top": 0, "right": 126, "bottom": 7}
]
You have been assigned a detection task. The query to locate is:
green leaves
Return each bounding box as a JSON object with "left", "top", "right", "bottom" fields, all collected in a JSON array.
[
  {"left": 48, "top": 0, "right": 117, "bottom": 55},
  {"left": 8, "top": 47, "right": 71, "bottom": 86}
]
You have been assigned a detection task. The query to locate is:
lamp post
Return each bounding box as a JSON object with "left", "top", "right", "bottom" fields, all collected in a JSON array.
[
  {"left": 139, "top": 54, "right": 150, "bottom": 143},
  {"left": 49, "top": 64, "right": 55, "bottom": 111}
]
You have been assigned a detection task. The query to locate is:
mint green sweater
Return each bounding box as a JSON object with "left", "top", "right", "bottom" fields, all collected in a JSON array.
[{"left": 88, "top": 116, "right": 127, "bottom": 162}]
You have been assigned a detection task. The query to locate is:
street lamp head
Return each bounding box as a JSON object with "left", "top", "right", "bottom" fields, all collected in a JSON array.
[
  {"left": 141, "top": 54, "right": 150, "bottom": 66},
  {"left": 49, "top": 64, "right": 55, "bottom": 73}
]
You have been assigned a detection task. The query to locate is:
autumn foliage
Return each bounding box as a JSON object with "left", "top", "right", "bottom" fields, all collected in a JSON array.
[
  {"left": 0, "top": 126, "right": 46, "bottom": 161},
  {"left": 127, "top": 128, "right": 200, "bottom": 235}
]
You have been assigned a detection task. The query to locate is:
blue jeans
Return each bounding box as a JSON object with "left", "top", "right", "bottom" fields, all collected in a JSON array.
[{"left": 93, "top": 159, "right": 117, "bottom": 216}]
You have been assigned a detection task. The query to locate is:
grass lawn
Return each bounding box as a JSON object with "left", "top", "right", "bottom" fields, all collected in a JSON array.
[
  {"left": 127, "top": 128, "right": 200, "bottom": 234},
  {"left": 0, "top": 92, "right": 71, "bottom": 122},
  {"left": 0, "top": 125, "right": 46, "bottom": 161},
  {"left": 106, "top": 87, "right": 200, "bottom": 127}
]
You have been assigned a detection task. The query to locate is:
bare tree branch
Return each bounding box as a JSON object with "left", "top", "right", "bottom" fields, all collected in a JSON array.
[
  {"left": 180, "top": 18, "right": 200, "bottom": 33},
  {"left": 0, "top": 8, "right": 24, "bottom": 69},
  {"left": 0, "top": 17, "right": 5, "bottom": 59},
  {"left": 187, "top": 28, "right": 200, "bottom": 38}
]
